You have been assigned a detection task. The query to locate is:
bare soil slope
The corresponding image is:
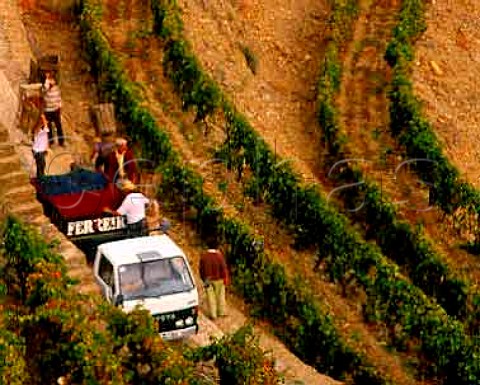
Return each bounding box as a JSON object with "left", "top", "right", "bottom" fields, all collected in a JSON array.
[
  {"left": 334, "top": 0, "right": 480, "bottom": 304},
  {"left": 412, "top": 0, "right": 480, "bottom": 188},
  {"left": 178, "top": 0, "right": 328, "bottom": 179}
]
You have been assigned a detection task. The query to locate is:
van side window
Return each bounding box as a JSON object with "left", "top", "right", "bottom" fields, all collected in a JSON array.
[{"left": 99, "top": 254, "right": 114, "bottom": 288}]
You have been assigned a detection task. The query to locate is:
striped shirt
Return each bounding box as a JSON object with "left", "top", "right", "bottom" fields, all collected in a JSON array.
[{"left": 43, "top": 83, "right": 62, "bottom": 112}]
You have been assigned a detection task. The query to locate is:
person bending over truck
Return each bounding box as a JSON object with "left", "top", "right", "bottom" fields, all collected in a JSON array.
[
  {"left": 104, "top": 137, "right": 138, "bottom": 185},
  {"left": 200, "top": 238, "right": 229, "bottom": 320},
  {"left": 103, "top": 181, "right": 150, "bottom": 236}
]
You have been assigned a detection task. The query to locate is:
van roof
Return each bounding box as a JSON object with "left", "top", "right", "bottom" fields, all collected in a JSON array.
[{"left": 98, "top": 235, "right": 185, "bottom": 267}]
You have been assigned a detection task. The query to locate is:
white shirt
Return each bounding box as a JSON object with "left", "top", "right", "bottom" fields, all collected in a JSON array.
[
  {"left": 33, "top": 126, "right": 50, "bottom": 153},
  {"left": 117, "top": 192, "right": 150, "bottom": 224}
]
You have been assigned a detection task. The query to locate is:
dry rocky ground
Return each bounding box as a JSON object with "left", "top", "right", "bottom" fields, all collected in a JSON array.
[{"left": 412, "top": 0, "right": 480, "bottom": 187}]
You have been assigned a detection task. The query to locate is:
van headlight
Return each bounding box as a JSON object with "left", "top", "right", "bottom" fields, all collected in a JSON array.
[
  {"left": 185, "top": 316, "right": 193, "bottom": 326},
  {"left": 175, "top": 319, "right": 185, "bottom": 328}
]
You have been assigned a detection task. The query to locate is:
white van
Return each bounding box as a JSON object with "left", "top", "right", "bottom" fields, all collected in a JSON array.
[{"left": 93, "top": 234, "right": 199, "bottom": 340}]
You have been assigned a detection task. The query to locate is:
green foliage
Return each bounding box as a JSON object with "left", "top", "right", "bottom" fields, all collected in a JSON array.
[
  {"left": 17, "top": 297, "right": 206, "bottom": 385},
  {"left": 20, "top": 299, "right": 120, "bottom": 384},
  {"left": 0, "top": 327, "right": 28, "bottom": 385},
  {"left": 316, "top": 1, "right": 358, "bottom": 157},
  {"left": 105, "top": 306, "right": 198, "bottom": 384},
  {"left": 387, "top": 65, "right": 471, "bottom": 213},
  {"left": 151, "top": 0, "right": 184, "bottom": 39},
  {"left": 1, "top": 216, "right": 70, "bottom": 305},
  {"left": 323, "top": 44, "right": 342, "bottom": 92},
  {"left": 0, "top": 217, "right": 257, "bottom": 384},
  {"left": 151, "top": 0, "right": 222, "bottom": 122},
  {"left": 385, "top": 0, "right": 426, "bottom": 66},
  {"left": 317, "top": 0, "right": 479, "bottom": 354},
  {"left": 194, "top": 325, "right": 282, "bottom": 385},
  {"left": 239, "top": 44, "right": 258, "bottom": 75},
  {"left": 24, "top": 260, "right": 72, "bottom": 309},
  {"left": 80, "top": 0, "right": 480, "bottom": 382},
  {"left": 375, "top": 0, "right": 480, "bottom": 329},
  {"left": 163, "top": 39, "right": 221, "bottom": 122},
  {"left": 385, "top": 0, "right": 480, "bottom": 219},
  {"left": 154, "top": 14, "right": 221, "bottom": 123},
  {"left": 329, "top": 0, "right": 360, "bottom": 42}
]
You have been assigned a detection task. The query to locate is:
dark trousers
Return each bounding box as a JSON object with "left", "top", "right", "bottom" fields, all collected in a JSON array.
[
  {"left": 127, "top": 219, "right": 147, "bottom": 237},
  {"left": 33, "top": 151, "right": 46, "bottom": 178},
  {"left": 44, "top": 109, "right": 64, "bottom": 145},
  {"left": 94, "top": 155, "right": 106, "bottom": 171}
]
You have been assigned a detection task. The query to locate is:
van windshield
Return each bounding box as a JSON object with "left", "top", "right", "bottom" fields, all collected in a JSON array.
[{"left": 118, "top": 256, "right": 194, "bottom": 299}]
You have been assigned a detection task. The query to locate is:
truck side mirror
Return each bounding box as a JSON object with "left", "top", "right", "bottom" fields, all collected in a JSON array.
[{"left": 114, "top": 294, "right": 124, "bottom": 306}]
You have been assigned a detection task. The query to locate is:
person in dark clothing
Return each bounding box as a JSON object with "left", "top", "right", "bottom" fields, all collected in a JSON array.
[
  {"left": 91, "top": 133, "right": 115, "bottom": 172},
  {"left": 199, "top": 238, "right": 229, "bottom": 319}
]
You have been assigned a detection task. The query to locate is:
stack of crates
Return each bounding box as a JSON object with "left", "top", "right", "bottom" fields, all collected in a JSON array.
[
  {"left": 90, "top": 103, "right": 117, "bottom": 136},
  {"left": 29, "top": 54, "right": 60, "bottom": 84},
  {"left": 18, "top": 83, "right": 42, "bottom": 135}
]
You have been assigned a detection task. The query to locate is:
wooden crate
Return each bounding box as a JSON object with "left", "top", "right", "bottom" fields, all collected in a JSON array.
[
  {"left": 29, "top": 55, "right": 60, "bottom": 84},
  {"left": 18, "top": 83, "right": 43, "bottom": 135},
  {"left": 37, "top": 0, "right": 80, "bottom": 14},
  {"left": 91, "top": 103, "right": 117, "bottom": 135}
]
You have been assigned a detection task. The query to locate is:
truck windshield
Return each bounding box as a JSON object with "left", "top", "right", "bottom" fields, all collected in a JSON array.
[{"left": 118, "top": 256, "right": 194, "bottom": 299}]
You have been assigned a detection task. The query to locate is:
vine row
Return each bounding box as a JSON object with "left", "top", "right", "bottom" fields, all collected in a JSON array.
[
  {"left": 386, "top": 1, "right": 480, "bottom": 218},
  {"left": 149, "top": 0, "right": 480, "bottom": 382},
  {"left": 316, "top": 0, "right": 480, "bottom": 334},
  {"left": 80, "top": 1, "right": 387, "bottom": 383}
]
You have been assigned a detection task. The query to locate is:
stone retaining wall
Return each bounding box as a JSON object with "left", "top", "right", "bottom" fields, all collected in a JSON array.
[{"left": 0, "top": 0, "right": 98, "bottom": 294}]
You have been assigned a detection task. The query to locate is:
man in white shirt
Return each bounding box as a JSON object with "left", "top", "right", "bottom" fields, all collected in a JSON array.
[
  {"left": 32, "top": 113, "right": 50, "bottom": 178},
  {"left": 104, "top": 181, "right": 150, "bottom": 236}
]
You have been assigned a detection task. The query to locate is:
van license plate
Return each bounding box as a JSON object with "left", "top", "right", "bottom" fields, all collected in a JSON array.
[{"left": 162, "top": 330, "right": 181, "bottom": 340}]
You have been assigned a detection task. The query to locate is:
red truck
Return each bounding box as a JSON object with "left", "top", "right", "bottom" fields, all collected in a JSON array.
[{"left": 32, "top": 168, "right": 128, "bottom": 258}]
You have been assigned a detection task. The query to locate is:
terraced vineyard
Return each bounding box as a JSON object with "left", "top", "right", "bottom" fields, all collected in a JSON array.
[{"left": 2, "top": 0, "right": 480, "bottom": 384}]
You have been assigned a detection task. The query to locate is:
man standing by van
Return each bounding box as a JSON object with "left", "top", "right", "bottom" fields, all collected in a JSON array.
[{"left": 200, "top": 239, "right": 229, "bottom": 319}]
